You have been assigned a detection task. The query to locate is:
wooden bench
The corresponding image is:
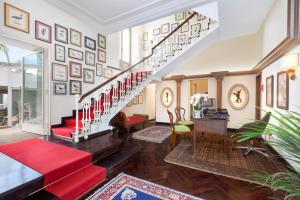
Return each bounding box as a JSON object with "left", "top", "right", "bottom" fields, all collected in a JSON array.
[{"left": 110, "top": 112, "right": 148, "bottom": 133}]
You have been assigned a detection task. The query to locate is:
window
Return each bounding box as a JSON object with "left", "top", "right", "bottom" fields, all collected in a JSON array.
[{"left": 120, "top": 29, "right": 131, "bottom": 67}]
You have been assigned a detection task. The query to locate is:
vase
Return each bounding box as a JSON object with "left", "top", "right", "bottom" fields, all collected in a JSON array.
[{"left": 194, "top": 110, "right": 201, "bottom": 119}]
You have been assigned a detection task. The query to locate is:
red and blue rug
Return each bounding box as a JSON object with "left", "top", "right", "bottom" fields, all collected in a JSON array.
[{"left": 87, "top": 173, "right": 203, "bottom": 200}]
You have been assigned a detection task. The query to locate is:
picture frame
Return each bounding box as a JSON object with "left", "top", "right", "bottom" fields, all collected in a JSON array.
[
  {"left": 104, "top": 68, "right": 113, "bottom": 78},
  {"left": 68, "top": 48, "right": 83, "bottom": 60},
  {"left": 266, "top": 75, "right": 274, "bottom": 107},
  {"left": 161, "top": 23, "right": 170, "bottom": 34},
  {"left": 143, "top": 42, "right": 148, "bottom": 51},
  {"left": 70, "top": 28, "right": 82, "bottom": 47},
  {"left": 227, "top": 84, "right": 249, "bottom": 110},
  {"left": 4, "top": 3, "right": 30, "bottom": 33},
  {"left": 98, "top": 34, "right": 106, "bottom": 49},
  {"left": 277, "top": 71, "right": 289, "bottom": 110},
  {"left": 175, "top": 12, "right": 185, "bottom": 21},
  {"left": 85, "top": 51, "right": 96, "bottom": 66},
  {"left": 191, "top": 23, "right": 201, "bottom": 35},
  {"left": 53, "top": 82, "right": 67, "bottom": 95},
  {"left": 153, "top": 28, "right": 160, "bottom": 36},
  {"left": 160, "top": 87, "right": 174, "bottom": 108},
  {"left": 84, "top": 36, "right": 96, "bottom": 51},
  {"left": 52, "top": 63, "right": 68, "bottom": 82},
  {"left": 69, "top": 61, "right": 82, "bottom": 78},
  {"left": 96, "top": 63, "right": 103, "bottom": 77},
  {"left": 35, "top": 21, "right": 51, "bottom": 43},
  {"left": 70, "top": 80, "right": 82, "bottom": 95},
  {"left": 55, "top": 24, "right": 68, "bottom": 44},
  {"left": 55, "top": 44, "right": 65, "bottom": 62},
  {"left": 138, "top": 95, "right": 143, "bottom": 104},
  {"left": 83, "top": 69, "right": 95, "bottom": 84},
  {"left": 98, "top": 49, "right": 106, "bottom": 63},
  {"left": 181, "top": 22, "right": 189, "bottom": 33},
  {"left": 171, "top": 23, "right": 179, "bottom": 31},
  {"left": 143, "top": 32, "right": 148, "bottom": 41}
]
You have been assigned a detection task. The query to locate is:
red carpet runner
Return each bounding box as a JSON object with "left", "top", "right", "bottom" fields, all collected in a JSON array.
[{"left": 0, "top": 139, "right": 106, "bottom": 200}]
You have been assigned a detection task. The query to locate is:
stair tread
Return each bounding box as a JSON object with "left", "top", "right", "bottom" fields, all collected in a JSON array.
[{"left": 46, "top": 165, "right": 106, "bottom": 200}]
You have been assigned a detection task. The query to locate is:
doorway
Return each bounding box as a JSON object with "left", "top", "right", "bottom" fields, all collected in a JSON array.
[
  {"left": 189, "top": 79, "right": 208, "bottom": 118},
  {"left": 0, "top": 36, "right": 48, "bottom": 134}
]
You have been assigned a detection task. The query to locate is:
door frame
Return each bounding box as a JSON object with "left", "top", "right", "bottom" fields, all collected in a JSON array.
[{"left": 255, "top": 73, "right": 262, "bottom": 120}]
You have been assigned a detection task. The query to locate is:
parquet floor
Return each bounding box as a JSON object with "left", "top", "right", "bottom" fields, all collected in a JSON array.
[{"left": 108, "top": 135, "right": 283, "bottom": 200}]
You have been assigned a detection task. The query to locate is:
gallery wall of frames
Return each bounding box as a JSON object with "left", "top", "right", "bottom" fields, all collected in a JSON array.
[{"left": 2, "top": 2, "right": 115, "bottom": 96}]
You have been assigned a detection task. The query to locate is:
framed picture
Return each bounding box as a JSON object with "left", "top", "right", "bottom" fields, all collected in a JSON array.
[
  {"left": 98, "top": 34, "right": 106, "bottom": 49},
  {"left": 98, "top": 49, "right": 106, "bottom": 63},
  {"left": 55, "top": 44, "right": 65, "bottom": 62},
  {"left": 53, "top": 82, "right": 67, "bottom": 95},
  {"left": 191, "top": 23, "right": 201, "bottom": 35},
  {"left": 171, "top": 23, "right": 179, "bottom": 31},
  {"left": 266, "top": 75, "right": 274, "bottom": 107},
  {"left": 96, "top": 63, "right": 103, "bottom": 77},
  {"left": 4, "top": 3, "right": 30, "bottom": 33},
  {"left": 85, "top": 51, "right": 95, "bottom": 66},
  {"left": 84, "top": 36, "right": 96, "bottom": 51},
  {"left": 104, "top": 68, "right": 112, "bottom": 78},
  {"left": 70, "top": 28, "right": 82, "bottom": 47},
  {"left": 68, "top": 48, "right": 83, "bottom": 60},
  {"left": 143, "top": 32, "right": 148, "bottom": 41},
  {"left": 160, "top": 87, "right": 174, "bottom": 108},
  {"left": 69, "top": 61, "right": 82, "bottom": 78},
  {"left": 133, "top": 97, "right": 137, "bottom": 105},
  {"left": 83, "top": 69, "right": 95, "bottom": 84},
  {"left": 277, "top": 71, "right": 289, "bottom": 110},
  {"left": 181, "top": 22, "right": 189, "bottom": 33},
  {"left": 52, "top": 63, "right": 68, "bottom": 82},
  {"left": 138, "top": 95, "right": 143, "bottom": 104},
  {"left": 175, "top": 12, "right": 185, "bottom": 21},
  {"left": 35, "top": 21, "right": 51, "bottom": 43},
  {"left": 153, "top": 28, "right": 160, "bottom": 36},
  {"left": 143, "top": 42, "right": 148, "bottom": 51},
  {"left": 161, "top": 23, "right": 170, "bottom": 34},
  {"left": 55, "top": 24, "right": 68, "bottom": 44},
  {"left": 227, "top": 84, "right": 249, "bottom": 110},
  {"left": 70, "top": 80, "right": 82, "bottom": 95}
]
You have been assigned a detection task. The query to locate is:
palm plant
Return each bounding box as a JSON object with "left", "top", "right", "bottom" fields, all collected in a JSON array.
[
  {"left": 237, "top": 109, "right": 300, "bottom": 200},
  {"left": 0, "top": 43, "right": 10, "bottom": 63}
]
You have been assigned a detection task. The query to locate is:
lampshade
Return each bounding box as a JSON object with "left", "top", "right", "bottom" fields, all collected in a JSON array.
[{"left": 280, "top": 53, "right": 299, "bottom": 70}]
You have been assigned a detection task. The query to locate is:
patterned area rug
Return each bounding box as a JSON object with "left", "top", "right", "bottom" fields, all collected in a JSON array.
[
  {"left": 87, "top": 173, "right": 203, "bottom": 200},
  {"left": 132, "top": 126, "right": 171, "bottom": 143},
  {"left": 164, "top": 135, "right": 287, "bottom": 185}
]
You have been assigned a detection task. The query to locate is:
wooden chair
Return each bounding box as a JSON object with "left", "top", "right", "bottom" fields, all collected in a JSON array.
[
  {"left": 174, "top": 107, "right": 194, "bottom": 126},
  {"left": 167, "top": 109, "right": 192, "bottom": 148}
]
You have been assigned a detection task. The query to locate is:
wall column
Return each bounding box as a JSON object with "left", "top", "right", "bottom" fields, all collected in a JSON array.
[
  {"left": 216, "top": 77, "right": 224, "bottom": 109},
  {"left": 173, "top": 75, "right": 185, "bottom": 108}
]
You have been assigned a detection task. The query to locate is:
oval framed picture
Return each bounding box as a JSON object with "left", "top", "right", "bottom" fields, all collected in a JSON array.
[
  {"left": 227, "top": 84, "right": 249, "bottom": 110},
  {"left": 160, "top": 87, "right": 174, "bottom": 108}
]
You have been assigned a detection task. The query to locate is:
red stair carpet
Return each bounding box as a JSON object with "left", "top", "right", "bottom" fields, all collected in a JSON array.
[{"left": 0, "top": 138, "right": 106, "bottom": 200}]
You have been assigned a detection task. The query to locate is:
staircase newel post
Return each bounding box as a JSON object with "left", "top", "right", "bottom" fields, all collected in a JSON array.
[{"left": 74, "top": 94, "right": 80, "bottom": 143}]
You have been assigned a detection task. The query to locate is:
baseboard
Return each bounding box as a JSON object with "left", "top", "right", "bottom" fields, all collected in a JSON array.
[{"left": 155, "top": 122, "right": 170, "bottom": 126}]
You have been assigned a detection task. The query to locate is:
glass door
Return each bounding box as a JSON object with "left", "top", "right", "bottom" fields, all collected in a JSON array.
[{"left": 21, "top": 50, "right": 44, "bottom": 134}]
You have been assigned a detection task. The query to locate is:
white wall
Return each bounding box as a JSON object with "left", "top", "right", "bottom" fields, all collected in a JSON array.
[
  {"left": 0, "top": 0, "right": 120, "bottom": 125},
  {"left": 261, "top": 0, "right": 287, "bottom": 56}
]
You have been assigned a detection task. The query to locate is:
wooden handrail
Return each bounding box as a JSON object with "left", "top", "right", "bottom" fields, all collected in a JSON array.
[{"left": 79, "top": 12, "right": 197, "bottom": 103}]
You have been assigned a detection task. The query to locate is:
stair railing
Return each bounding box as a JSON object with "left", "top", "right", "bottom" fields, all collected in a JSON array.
[{"left": 72, "top": 12, "right": 217, "bottom": 142}]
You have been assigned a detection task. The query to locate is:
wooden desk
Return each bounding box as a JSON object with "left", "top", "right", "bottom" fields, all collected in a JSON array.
[{"left": 193, "top": 118, "right": 228, "bottom": 153}]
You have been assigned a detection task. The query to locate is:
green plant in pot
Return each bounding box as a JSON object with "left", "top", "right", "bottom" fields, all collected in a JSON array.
[{"left": 237, "top": 109, "right": 300, "bottom": 199}]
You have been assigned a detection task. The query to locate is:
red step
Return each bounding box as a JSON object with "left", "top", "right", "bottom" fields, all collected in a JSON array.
[
  {"left": 52, "top": 127, "right": 76, "bottom": 139},
  {"left": 46, "top": 165, "right": 106, "bottom": 200}
]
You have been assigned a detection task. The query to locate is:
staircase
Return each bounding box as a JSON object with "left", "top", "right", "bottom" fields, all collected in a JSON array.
[{"left": 52, "top": 12, "right": 219, "bottom": 142}]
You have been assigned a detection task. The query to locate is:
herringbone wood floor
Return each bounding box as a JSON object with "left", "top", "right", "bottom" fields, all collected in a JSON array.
[{"left": 108, "top": 135, "right": 283, "bottom": 200}]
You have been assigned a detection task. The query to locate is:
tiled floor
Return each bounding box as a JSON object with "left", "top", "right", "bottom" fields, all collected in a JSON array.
[{"left": 0, "top": 128, "right": 44, "bottom": 145}]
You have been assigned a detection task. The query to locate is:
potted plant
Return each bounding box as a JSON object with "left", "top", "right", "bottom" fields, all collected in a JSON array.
[
  {"left": 237, "top": 109, "right": 300, "bottom": 199},
  {"left": 189, "top": 93, "right": 208, "bottom": 118}
]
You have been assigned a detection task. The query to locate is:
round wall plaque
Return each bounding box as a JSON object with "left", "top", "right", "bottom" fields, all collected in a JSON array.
[
  {"left": 160, "top": 87, "right": 174, "bottom": 108},
  {"left": 227, "top": 84, "right": 249, "bottom": 110}
]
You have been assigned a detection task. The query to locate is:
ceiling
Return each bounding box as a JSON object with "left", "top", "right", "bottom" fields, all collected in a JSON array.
[{"left": 46, "top": 0, "right": 275, "bottom": 36}]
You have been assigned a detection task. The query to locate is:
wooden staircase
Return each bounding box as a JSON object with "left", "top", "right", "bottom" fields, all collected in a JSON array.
[{"left": 52, "top": 12, "right": 219, "bottom": 142}]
